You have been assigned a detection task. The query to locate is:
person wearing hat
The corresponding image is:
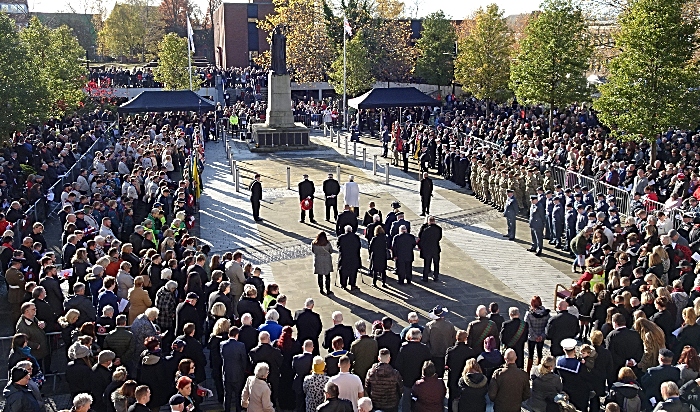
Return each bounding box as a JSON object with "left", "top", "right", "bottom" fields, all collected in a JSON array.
[
  {"left": 550, "top": 196, "right": 565, "bottom": 248},
  {"left": 323, "top": 173, "right": 341, "bottom": 221},
  {"left": 503, "top": 189, "right": 518, "bottom": 241},
  {"left": 528, "top": 194, "right": 546, "bottom": 255},
  {"left": 421, "top": 305, "right": 455, "bottom": 378},
  {"left": 65, "top": 343, "right": 93, "bottom": 397},
  {"left": 419, "top": 172, "right": 433, "bottom": 216},
  {"left": 555, "top": 339, "right": 589, "bottom": 412},
  {"left": 6, "top": 254, "right": 26, "bottom": 323},
  {"left": 176, "top": 292, "right": 201, "bottom": 340},
  {"left": 3, "top": 366, "right": 41, "bottom": 412},
  {"left": 299, "top": 174, "right": 317, "bottom": 224},
  {"left": 249, "top": 173, "right": 263, "bottom": 222},
  {"left": 92, "top": 350, "right": 116, "bottom": 411},
  {"left": 639, "top": 348, "right": 681, "bottom": 407}
]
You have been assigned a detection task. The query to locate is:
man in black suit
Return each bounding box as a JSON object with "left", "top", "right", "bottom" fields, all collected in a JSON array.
[
  {"left": 500, "top": 307, "right": 529, "bottom": 369},
  {"left": 655, "top": 381, "right": 688, "bottom": 412},
  {"left": 337, "top": 225, "right": 361, "bottom": 290},
  {"left": 61, "top": 235, "right": 78, "bottom": 269},
  {"left": 208, "top": 281, "right": 233, "bottom": 319},
  {"left": 270, "top": 294, "right": 294, "bottom": 326},
  {"left": 292, "top": 340, "right": 315, "bottom": 412},
  {"left": 249, "top": 173, "right": 263, "bottom": 222},
  {"left": 392, "top": 225, "right": 416, "bottom": 285},
  {"left": 40, "top": 265, "right": 64, "bottom": 317},
  {"left": 396, "top": 327, "right": 431, "bottom": 412},
  {"left": 364, "top": 214, "right": 382, "bottom": 243},
  {"left": 545, "top": 300, "right": 579, "bottom": 357},
  {"left": 336, "top": 205, "right": 358, "bottom": 236},
  {"left": 419, "top": 172, "right": 433, "bottom": 216},
  {"left": 323, "top": 173, "right": 340, "bottom": 221},
  {"left": 295, "top": 298, "right": 322, "bottom": 356},
  {"left": 221, "top": 327, "right": 248, "bottom": 412},
  {"left": 177, "top": 323, "right": 207, "bottom": 382},
  {"left": 238, "top": 313, "right": 259, "bottom": 353},
  {"left": 249, "top": 331, "right": 283, "bottom": 406},
  {"left": 175, "top": 292, "right": 201, "bottom": 340},
  {"left": 445, "top": 329, "right": 477, "bottom": 409},
  {"left": 298, "top": 174, "right": 316, "bottom": 223},
  {"left": 417, "top": 216, "right": 442, "bottom": 281},
  {"left": 374, "top": 317, "right": 402, "bottom": 367},
  {"left": 605, "top": 313, "right": 644, "bottom": 373},
  {"left": 640, "top": 348, "right": 681, "bottom": 406},
  {"left": 322, "top": 311, "right": 355, "bottom": 351}
]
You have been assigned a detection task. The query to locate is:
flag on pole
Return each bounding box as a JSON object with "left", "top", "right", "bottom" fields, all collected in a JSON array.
[
  {"left": 343, "top": 17, "right": 352, "bottom": 36},
  {"left": 187, "top": 16, "right": 195, "bottom": 53}
]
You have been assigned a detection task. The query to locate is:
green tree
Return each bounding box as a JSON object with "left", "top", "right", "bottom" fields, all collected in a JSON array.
[
  {"left": 455, "top": 4, "right": 512, "bottom": 112},
  {"left": 594, "top": 0, "right": 700, "bottom": 161},
  {"left": 510, "top": 0, "right": 592, "bottom": 134},
  {"left": 258, "top": 0, "right": 334, "bottom": 83},
  {"left": 21, "top": 17, "right": 87, "bottom": 117},
  {"left": 154, "top": 32, "right": 198, "bottom": 90},
  {"left": 414, "top": 11, "right": 456, "bottom": 88},
  {"left": 0, "top": 13, "right": 48, "bottom": 140},
  {"left": 98, "top": 0, "right": 163, "bottom": 61},
  {"left": 328, "top": 29, "right": 374, "bottom": 96}
]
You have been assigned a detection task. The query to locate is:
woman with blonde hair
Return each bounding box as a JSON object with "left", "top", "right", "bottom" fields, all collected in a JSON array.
[
  {"left": 456, "top": 358, "right": 487, "bottom": 412},
  {"left": 633, "top": 317, "right": 666, "bottom": 372},
  {"left": 656, "top": 287, "right": 678, "bottom": 323},
  {"left": 622, "top": 291, "right": 634, "bottom": 313},
  {"left": 676, "top": 308, "right": 700, "bottom": 355},
  {"left": 648, "top": 245, "right": 668, "bottom": 285},
  {"left": 645, "top": 273, "right": 661, "bottom": 289},
  {"left": 524, "top": 356, "right": 562, "bottom": 412},
  {"left": 303, "top": 357, "right": 329, "bottom": 412},
  {"left": 58, "top": 309, "right": 81, "bottom": 348}
]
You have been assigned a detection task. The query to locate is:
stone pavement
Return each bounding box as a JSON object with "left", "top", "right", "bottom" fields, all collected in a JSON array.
[{"left": 198, "top": 131, "right": 579, "bottom": 343}]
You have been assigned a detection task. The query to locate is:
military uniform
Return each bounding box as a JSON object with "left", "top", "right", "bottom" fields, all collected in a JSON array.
[{"left": 6, "top": 266, "right": 25, "bottom": 323}]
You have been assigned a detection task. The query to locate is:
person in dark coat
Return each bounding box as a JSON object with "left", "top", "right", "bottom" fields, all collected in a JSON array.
[
  {"left": 237, "top": 286, "right": 265, "bottom": 328},
  {"left": 92, "top": 350, "right": 116, "bottom": 412},
  {"left": 556, "top": 339, "right": 591, "bottom": 412},
  {"left": 66, "top": 344, "right": 93, "bottom": 397},
  {"left": 605, "top": 313, "right": 645, "bottom": 373},
  {"left": 335, "top": 205, "right": 358, "bottom": 236},
  {"left": 411, "top": 361, "right": 446, "bottom": 412},
  {"left": 392, "top": 225, "right": 416, "bottom": 285},
  {"left": 175, "top": 293, "right": 201, "bottom": 339},
  {"left": 336, "top": 225, "right": 361, "bottom": 290},
  {"left": 323, "top": 173, "right": 340, "bottom": 221},
  {"left": 545, "top": 301, "right": 580, "bottom": 357},
  {"left": 177, "top": 323, "right": 207, "bottom": 383},
  {"left": 323, "top": 312, "right": 355, "bottom": 351},
  {"left": 298, "top": 175, "right": 317, "bottom": 223},
  {"left": 249, "top": 174, "right": 263, "bottom": 222},
  {"left": 295, "top": 299, "right": 323, "bottom": 356},
  {"left": 238, "top": 314, "right": 260, "bottom": 353},
  {"left": 270, "top": 296, "right": 294, "bottom": 327},
  {"left": 38, "top": 266, "right": 64, "bottom": 317},
  {"left": 362, "top": 202, "right": 382, "bottom": 227},
  {"left": 503, "top": 189, "right": 519, "bottom": 241},
  {"left": 417, "top": 216, "right": 442, "bottom": 282},
  {"left": 317, "top": 382, "right": 353, "bottom": 412},
  {"left": 274, "top": 326, "right": 302, "bottom": 410},
  {"left": 589, "top": 330, "right": 615, "bottom": 412},
  {"left": 292, "top": 340, "right": 315, "bottom": 412},
  {"left": 419, "top": 173, "right": 433, "bottom": 216},
  {"left": 221, "top": 327, "right": 248, "bottom": 412},
  {"left": 446, "top": 330, "right": 478, "bottom": 409},
  {"left": 374, "top": 317, "right": 402, "bottom": 367},
  {"left": 456, "top": 358, "right": 488, "bottom": 412},
  {"left": 396, "top": 327, "right": 432, "bottom": 412},
  {"left": 249, "top": 331, "right": 284, "bottom": 406},
  {"left": 368, "top": 226, "right": 388, "bottom": 287},
  {"left": 680, "top": 379, "right": 700, "bottom": 412},
  {"left": 655, "top": 381, "right": 691, "bottom": 412},
  {"left": 500, "top": 308, "right": 529, "bottom": 369},
  {"left": 640, "top": 348, "right": 682, "bottom": 407},
  {"left": 63, "top": 283, "right": 96, "bottom": 326},
  {"left": 138, "top": 342, "right": 173, "bottom": 409}
]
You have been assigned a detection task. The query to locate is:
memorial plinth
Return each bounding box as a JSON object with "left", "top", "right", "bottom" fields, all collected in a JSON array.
[{"left": 251, "top": 72, "right": 310, "bottom": 150}]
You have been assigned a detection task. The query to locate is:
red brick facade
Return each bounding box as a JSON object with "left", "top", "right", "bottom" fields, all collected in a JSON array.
[{"left": 213, "top": 0, "right": 274, "bottom": 68}]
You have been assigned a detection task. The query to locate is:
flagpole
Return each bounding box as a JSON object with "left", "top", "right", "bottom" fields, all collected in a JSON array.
[
  {"left": 343, "top": 18, "right": 347, "bottom": 130},
  {"left": 187, "top": 14, "right": 193, "bottom": 91}
]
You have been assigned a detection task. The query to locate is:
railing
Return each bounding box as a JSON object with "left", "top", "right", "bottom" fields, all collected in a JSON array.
[
  {"left": 323, "top": 123, "right": 341, "bottom": 143},
  {"left": 0, "top": 331, "right": 66, "bottom": 393}
]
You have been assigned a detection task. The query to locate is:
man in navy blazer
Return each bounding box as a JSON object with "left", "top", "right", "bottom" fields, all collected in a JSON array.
[
  {"left": 292, "top": 340, "right": 315, "bottom": 412},
  {"left": 221, "top": 327, "right": 248, "bottom": 412}
]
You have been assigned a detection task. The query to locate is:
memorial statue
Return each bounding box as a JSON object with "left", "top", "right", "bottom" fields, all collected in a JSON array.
[{"left": 271, "top": 26, "right": 288, "bottom": 75}]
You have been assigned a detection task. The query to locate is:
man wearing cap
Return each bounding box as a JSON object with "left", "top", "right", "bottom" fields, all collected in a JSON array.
[
  {"left": 503, "top": 189, "right": 518, "bottom": 241},
  {"left": 323, "top": 173, "right": 341, "bottom": 221},
  {"left": 640, "top": 348, "right": 681, "bottom": 406},
  {"left": 3, "top": 366, "right": 41, "bottom": 412},
  {"left": 91, "top": 350, "right": 116, "bottom": 412},
  {"left": 249, "top": 174, "right": 263, "bottom": 222},
  {"left": 176, "top": 292, "right": 201, "bottom": 340},
  {"left": 550, "top": 196, "right": 565, "bottom": 248},
  {"left": 528, "top": 195, "right": 545, "bottom": 255},
  {"left": 555, "top": 339, "right": 589, "bottom": 412},
  {"left": 169, "top": 394, "right": 187, "bottom": 412},
  {"left": 299, "top": 174, "right": 317, "bottom": 223},
  {"left": 421, "top": 305, "right": 455, "bottom": 378}
]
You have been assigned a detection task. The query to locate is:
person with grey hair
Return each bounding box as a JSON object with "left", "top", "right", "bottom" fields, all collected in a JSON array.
[
  {"left": 357, "top": 397, "right": 373, "bottom": 412},
  {"left": 350, "top": 320, "right": 378, "bottom": 381},
  {"left": 400, "top": 312, "right": 423, "bottom": 341},
  {"left": 259, "top": 309, "right": 283, "bottom": 340},
  {"left": 323, "top": 311, "right": 355, "bottom": 351},
  {"left": 417, "top": 215, "right": 442, "bottom": 281},
  {"left": 29, "top": 286, "right": 58, "bottom": 334},
  {"left": 669, "top": 228, "right": 690, "bottom": 248},
  {"left": 466, "top": 305, "right": 500, "bottom": 353},
  {"left": 64, "top": 281, "right": 96, "bottom": 325},
  {"left": 500, "top": 307, "right": 528, "bottom": 369},
  {"left": 72, "top": 393, "right": 93, "bottom": 412},
  {"left": 249, "top": 331, "right": 283, "bottom": 406},
  {"left": 396, "top": 327, "right": 431, "bottom": 412},
  {"left": 155, "top": 279, "right": 178, "bottom": 349},
  {"left": 295, "top": 298, "right": 322, "bottom": 356},
  {"left": 242, "top": 362, "right": 274, "bottom": 412},
  {"left": 337, "top": 222, "right": 361, "bottom": 290},
  {"left": 392, "top": 224, "right": 417, "bottom": 285},
  {"left": 364, "top": 213, "right": 382, "bottom": 243}
]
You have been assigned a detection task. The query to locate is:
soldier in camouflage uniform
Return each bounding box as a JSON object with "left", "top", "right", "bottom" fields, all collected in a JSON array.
[
  {"left": 542, "top": 169, "right": 555, "bottom": 192},
  {"left": 524, "top": 169, "right": 536, "bottom": 209},
  {"left": 489, "top": 168, "right": 498, "bottom": 205},
  {"left": 499, "top": 170, "right": 509, "bottom": 208},
  {"left": 471, "top": 159, "right": 480, "bottom": 197},
  {"left": 514, "top": 168, "right": 526, "bottom": 212}
]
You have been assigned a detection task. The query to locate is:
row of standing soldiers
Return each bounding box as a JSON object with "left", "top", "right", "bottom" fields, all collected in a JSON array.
[{"left": 471, "top": 160, "right": 556, "bottom": 213}]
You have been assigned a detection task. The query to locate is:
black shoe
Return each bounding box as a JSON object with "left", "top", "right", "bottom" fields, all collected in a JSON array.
[
  {"left": 434, "top": 277, "right": 439, "bottom": 282},
  {"left": 350, "top": 285, "right": 359, "bottom": 291},
  {"left": 421, "top": 277, "right": 428, "bottom": 282},
  {"left": 420, "top": 213, "right": 426, "bottom": 216},
  {"left": 372, "top": 282, "right": 377, "bottom": 287},
  {"left": 382, "top": 283, "right": 387, "bottom": 287},
  {"left": 254, "top": 218, "right": 263, "bottom": 222},
  {"left": 310, "top": 219, "right": 317, "bottom": 223},
  {"left": 502, "top": 234, "right": 509, "bottom": 237},
  {"left": 325, "top": 218, "right": 330, "bottom": 222},
  {"left": 509, "top": 238, "right": 515, "bottom": 241},
  {"left": 341, "top": 286, "right": 348, "bottom": 290},
  {"left": 299, "top": 220, "right": 305, "bottom": 223},
  {"left": 319, "top": 289, "right": 325, "bottom": 295},
  {"left": 326, "top": 290, "right": 334, "bottom": 295},
  {"left": 535, "top": 251, "right": 542, "bottom": 256},
  {"left": 527, "top": 248, "right": 536, "bottom": 252}
]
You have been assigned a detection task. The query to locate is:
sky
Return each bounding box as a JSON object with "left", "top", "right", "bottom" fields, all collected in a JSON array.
[{"left": 27, "top": 0, "right": 543, "bottom": 19}]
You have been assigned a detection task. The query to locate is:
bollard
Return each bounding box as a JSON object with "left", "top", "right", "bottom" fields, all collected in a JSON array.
[
  {"left": 373, "top": 155, "right": 377, "bottom": 175},
  {"left": 226, "top": 139, "right": 230, "bottom": 159},
  {"left": 385, "top": 162, "right": 390, "bottom": 184},
  {"left": 363, "top": 148, "right": 367, "bottom": 168},
  {"left": 337, "top": 133, "right": 341, "bottom": 148},
  {"left": 231, "top": 159, "right": 236, "bottom": 177},
  {"left": 353, "top": 142, "right": 357, "bottom": 159},
  {"left": 336, "top": 165, "right": 341, "bottom": 182},
  {"left": 234, "top": 167, "right": 240, "bottom": 193},
  {"left": 345, "top": 137, "right": 349, "bottom": 154},
  {"left": 286, "top": 166, "right": 291, "bottom": 190}
]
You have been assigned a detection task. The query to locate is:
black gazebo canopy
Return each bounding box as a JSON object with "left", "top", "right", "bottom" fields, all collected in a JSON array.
[
  {"left": 118, "top": 90, "right": 215, "bottom": 113},
  {"left": 348, "top": 87, "right": 441, "bottom": 109}
]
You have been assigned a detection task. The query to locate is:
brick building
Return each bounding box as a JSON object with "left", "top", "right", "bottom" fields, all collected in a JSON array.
[{"left": 213, "top": 0, "right": 274, "bottom": 68}]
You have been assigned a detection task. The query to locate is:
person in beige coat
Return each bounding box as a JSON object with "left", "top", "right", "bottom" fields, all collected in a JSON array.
[
  {"left": 127, "top": 276, "right": 152, "bottom": 324},
  {"left": 242, "top": 362, "right": 275, "bottom": 412}
]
